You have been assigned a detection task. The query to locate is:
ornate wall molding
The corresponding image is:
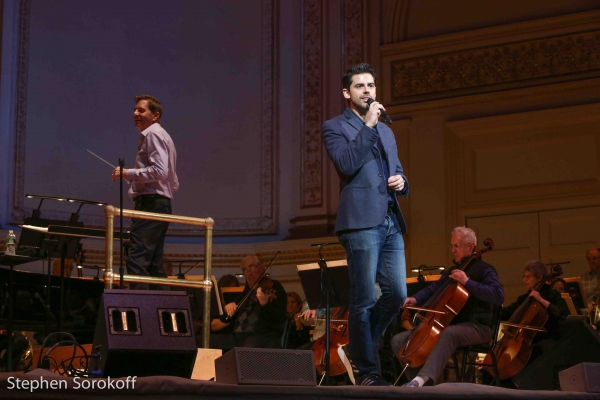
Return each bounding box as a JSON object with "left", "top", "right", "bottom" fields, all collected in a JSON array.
[
  {"left": 390, "top": 31, "right": 600, "bottom": 104},
  {"left": 10, "top": 0, "right": 30, "bottom": 223},
  {"left": 10, "top": 0, "right": 278, "bottom": 237},
  {"left": 343, "top": 0, "right": 364, "bottom": 69},
  {"left": 78, "top": 235, "right": 346, "bottom": 271},
  {"left": 257, "top": 0, "right": 278, "bottom": 235},
  {"left": 300, "top": 0, "right": 324, "bottom": 208},
  {"left": 299, "top": 0, "right": 365, "bottom": 211}
]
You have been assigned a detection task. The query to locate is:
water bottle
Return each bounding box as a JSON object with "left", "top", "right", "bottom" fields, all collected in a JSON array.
[{"left": 5, "top": 230, "right": 16, "bottom": 255}]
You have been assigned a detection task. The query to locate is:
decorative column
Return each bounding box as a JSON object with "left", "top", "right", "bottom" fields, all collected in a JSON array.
[{"left": 288, "top": 0, "right": 366, "bottom": 239}]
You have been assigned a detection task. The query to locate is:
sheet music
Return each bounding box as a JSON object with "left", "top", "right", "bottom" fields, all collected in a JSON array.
[
  {"left": 20, "top": 225, "right": 49, "bottom": 233},
  {"left": 296, "top": 259, "right": 347, "bottom": 271}
]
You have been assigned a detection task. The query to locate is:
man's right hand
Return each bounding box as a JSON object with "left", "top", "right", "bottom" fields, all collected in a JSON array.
[
  {"left": 365, "top": 100, "right": 384, "bottom": 128},
  {"left": 403, "top": 297, "right": 417, "bottom": 308},
  {"left": 111, "top": 167, "right": 129, "bottom": 182},
  {"left": 224, "top": 302, "right": 237, "bottom": 317},
  {"left": 301, "top": 309, "right": 317, "bottom": 321}
]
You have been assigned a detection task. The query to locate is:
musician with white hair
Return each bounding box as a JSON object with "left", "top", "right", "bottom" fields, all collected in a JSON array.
[{"left": 391, "top": 226, "right": 504, "bottom": 387}]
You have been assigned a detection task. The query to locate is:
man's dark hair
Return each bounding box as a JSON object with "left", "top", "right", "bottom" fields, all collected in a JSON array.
[
  {"left": 342, "top": 63, "right": 377, "bottom": 91},
  {"left": 135, "top": 94, "right": 163, "bottom": 121}
]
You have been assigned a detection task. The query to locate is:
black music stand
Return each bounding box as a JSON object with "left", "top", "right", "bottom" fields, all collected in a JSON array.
[
  {"left": 20, "top": 218, "right": 83, "bottom": 334},
  {"left": 564, "top": 279, "right": 586, "bottom": 313},
  {"left": 298, "top": 253, "right": 350, "bottom": 385},
  {"left": 166, "top": 258, "right": 204, "bottom": 280},
  {"left": 21, "top": 195, "right": 106, "bottom": 336}
]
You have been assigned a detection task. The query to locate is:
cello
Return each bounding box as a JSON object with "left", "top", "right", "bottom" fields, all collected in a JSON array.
[
  {"left": 398, "top": 238, "right": 494, "bottom": 368},
  {"left": 311, "top": 306, "right": 350, "bottom": 376},
  {"left": 484, "top": 264, "right": 563, "bottom": 380}
]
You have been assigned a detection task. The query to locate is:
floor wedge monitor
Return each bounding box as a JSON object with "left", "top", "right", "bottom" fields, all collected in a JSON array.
[
  {"left": 91, "top": 289, "right": 197, "bottom": 378},
  {"left": 215, "top": 347, "right": 316, "bottom": 386}
]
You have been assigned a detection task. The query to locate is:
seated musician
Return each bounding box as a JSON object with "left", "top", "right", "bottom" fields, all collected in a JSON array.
[
  {"left": 285, "top": 291, "right": 312, "bottom": 349},
  {"left": 391, "top": 227, "right": 504, "bottom": 387},
  {"left": 550, "top": 278, "right": 566, "bottom": 294},
  {"left": 582, "top": 247, "right": 600, "bottom": 317},
  {"left": 211, "top": 255, "right": 287, "bottom": 349},
  {"left": 581, "top": 248, "right": 600, "bottom": 330},
  {"left": 500, "top": 260, "right": 569, "bottom": 362}
]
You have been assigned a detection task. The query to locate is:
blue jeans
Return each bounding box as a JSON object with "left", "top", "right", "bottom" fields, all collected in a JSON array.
[{"left": 338, "top": 211, "right": 407, "bottom": 375}]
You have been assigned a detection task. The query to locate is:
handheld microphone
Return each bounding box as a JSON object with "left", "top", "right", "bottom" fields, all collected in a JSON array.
[{"left": 366, "top": 98, "right": 392, "bottom": 125}]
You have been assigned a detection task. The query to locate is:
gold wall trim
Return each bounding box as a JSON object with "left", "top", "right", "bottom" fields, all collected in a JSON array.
[
  {"left": 81, "top": 237, "right": 345, "bottom": 271},
  {"left": 390, "top": 30, "right": 600, "bottom": 103}
]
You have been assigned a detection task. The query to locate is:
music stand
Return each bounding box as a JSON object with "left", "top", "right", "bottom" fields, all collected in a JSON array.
[
  {"left": 564, "top": 277, "right": 586, "bottom": 314},
  {"left": 20, "top": 217, "right": 83, "bottom": 333},
  {"left": 22, "top": 194, "right": 107, "bottom": 332},
  {"left": 297, "top": 257, "right": 350, "bottom": 385},
  {"left": 298, "top": 260, "right": 350, "bottom": 310},
  {"left": 165, "top": 258, "right": 204, "bottom": 280}
]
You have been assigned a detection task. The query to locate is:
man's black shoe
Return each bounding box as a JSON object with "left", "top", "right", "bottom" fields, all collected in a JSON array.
[{"left": 356, "top": 373, "right": 392, "bottom": 386}]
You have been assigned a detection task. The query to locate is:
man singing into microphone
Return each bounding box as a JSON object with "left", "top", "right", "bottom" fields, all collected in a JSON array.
[
  {"left": 323, "top": 63, "right": 409, "bottom": 386},
  {"left": 111, "top": 94, "right": 178, "bottom": 290}
]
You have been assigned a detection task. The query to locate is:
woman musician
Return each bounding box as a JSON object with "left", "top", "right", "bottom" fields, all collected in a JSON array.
[
  {"left": 485, "top": 260, "right": 569, "bottom": 386},
  {"left": 502, "top": 261, "right": 569, "bottom": 352},
  {"left": 285, "top": 292, "right": 312, "bottom": 349}
]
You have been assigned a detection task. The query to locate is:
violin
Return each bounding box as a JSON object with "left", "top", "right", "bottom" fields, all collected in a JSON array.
[
  {"left": 484, "top": 264, "right": 563, "bottom": 380},
  {"left": 398, "top": 238, "right": 494, "bottom": 368},
  {"left": 257, "top": 275, "right": 276, "bottom": 301}
]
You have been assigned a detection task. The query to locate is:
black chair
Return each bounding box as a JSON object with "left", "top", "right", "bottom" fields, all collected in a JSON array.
[{"left": 452, "top": 304, "right": 503, "bottom": 385}]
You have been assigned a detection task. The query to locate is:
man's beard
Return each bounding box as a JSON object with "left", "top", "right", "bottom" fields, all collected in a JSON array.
[{"left": 352, "top": 98, "right": 369, "bottom": 113}]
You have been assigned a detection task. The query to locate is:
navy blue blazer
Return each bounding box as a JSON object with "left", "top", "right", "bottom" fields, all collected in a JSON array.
[{"left": 323, "top": 108, "right": 409, "bottom": 234}]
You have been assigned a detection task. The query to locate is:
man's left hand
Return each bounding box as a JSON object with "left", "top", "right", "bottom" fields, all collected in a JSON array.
[
  {"left": 112, "top": 167, "right": 129, "bottom": 182},
  {"left": 449, "top": 269, "right": 469, "bottom": 285},
  {"left": 388, "top": 175, "right": 405, "bottom": 191},
  {"left": 256, "top": 287, "right": 269, "bottom": 306}
]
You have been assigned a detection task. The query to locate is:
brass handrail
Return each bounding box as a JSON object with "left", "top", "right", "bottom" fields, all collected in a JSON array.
[{"left": 104, "top": 205, "right": 214, "bottom": 348}]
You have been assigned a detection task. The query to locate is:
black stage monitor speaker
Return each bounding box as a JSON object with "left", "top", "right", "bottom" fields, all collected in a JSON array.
[
  {"left": 512, "top": 322, "right": 600, "bottom": 390},
  {"left": 91, "top": 289, "right": 197, "bottom": 378},
  {"left": 215, "top": 347, "right": 316, "bottom": 386},
  {"left": 559, "top": 363, "right": 600, "bottom": 393}
]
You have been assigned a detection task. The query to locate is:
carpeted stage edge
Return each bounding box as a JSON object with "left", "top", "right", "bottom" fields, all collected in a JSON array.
[{"left": 0, "top": 369, "right": 597, "bottom": 400}]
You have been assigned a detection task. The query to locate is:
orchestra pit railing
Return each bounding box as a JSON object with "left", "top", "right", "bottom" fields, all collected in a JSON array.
[{"left": 104, "top": 205, "right": 213, "bottom": 348}]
